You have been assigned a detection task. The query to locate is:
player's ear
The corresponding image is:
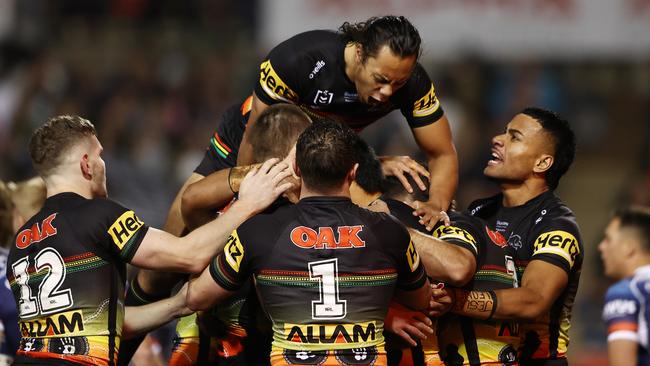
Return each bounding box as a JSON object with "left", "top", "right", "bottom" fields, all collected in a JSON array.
[
  {"left": 80, "top": 154, "right": 92, "bottom": 180},
  {"left": 294, "top": 160, "right": 301, "bottom": 178},
  {"left": 349, "top": 163, "right": 359, "bottom": 182},
  {"left": 355, "top": 44, "right": 363, "bottom": 63},
  {"left": 533, "top": 154, "right": 553, "bottom": 174}
]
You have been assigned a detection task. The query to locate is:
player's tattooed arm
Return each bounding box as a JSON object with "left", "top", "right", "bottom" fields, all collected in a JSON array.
[
  {"left": 444, "top": 261, "right": 568, "bottom": 321},
  {"left": 448, "top": 288, "right": 497, "bottom": 320}
]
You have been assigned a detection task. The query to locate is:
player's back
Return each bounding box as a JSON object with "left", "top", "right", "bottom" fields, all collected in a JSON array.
[
  {"left": 215, "top": 196, "right": 426, "bottom": 365},
  {"left": 7, "top": 192, "right": 148, "bottom": 366},
  {"left": 603, "top": 265, "right": 650, "bottom": 365}
]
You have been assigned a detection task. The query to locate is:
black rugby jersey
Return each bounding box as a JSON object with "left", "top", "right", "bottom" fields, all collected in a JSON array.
[
  {"left": 6, "top": 192, "right": 149, "bottom": 366},
  {"left": 466, "top": 190, "right": 583, "bottom": 363},
  {"left": 194, "top": 30, "right": 445, "bottom": 175},
  {"left": 255, "top": 30, "right": 444, "bottom": 131},
  {"left": 209, "top": 196, "right": 427, "bottom": 364},
  {"left": 386, "top": 200, "right": 484, "bottom": 366}
]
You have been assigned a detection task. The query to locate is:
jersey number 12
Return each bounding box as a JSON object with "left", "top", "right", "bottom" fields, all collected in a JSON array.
[{"left": 12, "top": 248, "right": 74, "bottom": 317}]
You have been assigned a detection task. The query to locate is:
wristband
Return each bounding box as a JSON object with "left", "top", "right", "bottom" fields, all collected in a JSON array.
[{"left": 227, "top": 168, "right": 236, "bottom": 193}]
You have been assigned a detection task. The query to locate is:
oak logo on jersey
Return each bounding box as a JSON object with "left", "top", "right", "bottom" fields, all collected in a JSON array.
[
  {"left": 20, "top": 310, "right": 85, "bottom": 338},
  {"left": 412, "top": 84, "right": 440, "bottom": 118},
  {"left": 290, "top": 226, "right": 365, "bottom": 250},
  {"left": 225, "top": 231, "right": 244, "bottom": 272},
  {"left": 406, "top": 241, "right": 420, "bottom": 272},
  {"left": 533, "top": 230, "right": 580, "bottom": 268},
  {"left": 108, "top": 210, "right": 144, "bottom": 250},
  {"left": 259, "top": 60, "right": 298, "bottom": 103},
  {"left": 16, "top": 213, "right": 58, "bottom": 249},
  {"left": 432, "top": 225, "right": 478, "bottom": 254},
  {"left": 284, "top": 321, "right": 377, "bottom": 345}
]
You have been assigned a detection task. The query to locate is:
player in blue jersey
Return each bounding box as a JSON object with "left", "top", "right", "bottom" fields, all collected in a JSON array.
[{"left": 600, "top": 206, "right": 650, "bottom": 366}]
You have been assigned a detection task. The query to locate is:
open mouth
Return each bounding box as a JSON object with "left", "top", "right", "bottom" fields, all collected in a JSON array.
[{"left": 488, "top": 150, "right": 503, "bottom": 166}]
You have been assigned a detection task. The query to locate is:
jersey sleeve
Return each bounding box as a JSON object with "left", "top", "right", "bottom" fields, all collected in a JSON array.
[
  {"left": 379, "top": 216, "right": 427, "bottom": 291},
  {"left": 194, "top": 103, "right": 244, "bottom": 175},
  {"left": 399, "top": 63, "right": 444, "bottom": 128},
  {"left": 602, "top": 280, "right": 640, "bottom": 343},
  {"left": 430, "top": 213, "right": 481, "bottom": 258},
  {"left": 209, "top": 229, "right": 251, "bottom": 292},
  {"left": 254, "top": 40, "right": 301, "bottom": 106},
  {"left": 94, "top": 199, "right": 149, "bottom": 262},
  {"left": 529, "top": 217, "right": 582, "bottom": 274}
]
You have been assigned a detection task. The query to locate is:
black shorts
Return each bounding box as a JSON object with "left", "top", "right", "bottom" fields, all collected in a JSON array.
[{"left": 194, "top": 102, "right": 250, "bottom": 176}]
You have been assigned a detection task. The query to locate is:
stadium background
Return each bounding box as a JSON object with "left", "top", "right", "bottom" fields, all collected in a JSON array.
[{"left": 1, "top": 1, "right": 649, "bottom": 365}]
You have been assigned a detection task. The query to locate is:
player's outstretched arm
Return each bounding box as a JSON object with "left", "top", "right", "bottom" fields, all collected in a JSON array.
[
  {"left": 186, "top": 262, "right": 235, "bottom": 311},
  {"left": 445, "top": 260, "right": 568, "bottom": 321},
  {"left": 181, "top": 163, "right": 265, "bottom": 230},
  {"left": 408, "top": 228, "right": 476, "bottom": 286},
  {"left": 122, "top": 282, "right": 193, "bottom": 340},
  {"left": 411, "top": 115, "right": 458, "bottom": 229},
  {"left": 181, "top": 168, "right": 235, "bottom": 230},
  {"left": 394, "top": 278, "right": 432, "bottom": 312},
  {"left": 131, "top": 159, "right": 293, "bottom": 273}
]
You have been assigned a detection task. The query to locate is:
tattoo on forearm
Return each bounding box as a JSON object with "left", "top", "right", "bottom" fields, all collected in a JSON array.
[{"left": 453, "top": 290, "right": 496, "bottom": 320}]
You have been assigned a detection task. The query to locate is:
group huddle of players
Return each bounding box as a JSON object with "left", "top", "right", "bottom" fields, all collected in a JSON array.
[{"left": 2, "top": 15, "right": 589, "bottom": 366}]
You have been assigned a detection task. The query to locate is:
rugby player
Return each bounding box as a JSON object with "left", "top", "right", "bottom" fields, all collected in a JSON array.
[
  {"left": 600, "top": 207, "right": 650, "bottom": 366},
  {"left": 169, "top": 104, "right": 312, "bottom": 366},
  {"left": 123, "top": 15, "right": 458, "bottom": 361},
  {"left": 430, "top": 107, "right": 582, "bottom": 365},
  {"left": 187, "top": 120, "right": 431, "bottom": 365},
  {"left": 6, "top": 115, "right": 292, "bottom": 366}
]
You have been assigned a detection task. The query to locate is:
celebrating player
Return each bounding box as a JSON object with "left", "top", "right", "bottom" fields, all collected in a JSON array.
[
  {"left": 431, "top": 107, "right": 582, "bottom": 365},
  {"left": 187, "top": 120, "right": 431, "bottom": 365},
  {"left": 6, "top": 115, "right": 291, "bottom": 366}
]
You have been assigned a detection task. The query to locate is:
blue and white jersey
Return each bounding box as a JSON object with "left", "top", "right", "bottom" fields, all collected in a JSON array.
[
  {"left": 602, "top": 265, "right": 650, "bottom": 365},
  {"left": 0, "top": 246, "right": 19, "bottom": 364}
]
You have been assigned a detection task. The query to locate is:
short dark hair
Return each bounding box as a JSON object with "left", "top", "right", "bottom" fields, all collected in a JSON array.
[
  {"left": 29, "top": 115, "right": 97, "bottom": 177},
  {"left": 339, "top": 15, "right": 421, "bottom": 63},
  {"left": 248, "top": 104, "right": 311, "bottom": 163},
  {"left": 381, "top": 175, "right": 429, "bottom": 203},
  {"left": 614, "top": 206, "right": 650, "bottom": 252},
  {"left": 353, "top": 138, "right": 383, "bottom": 194},
  {"left": 520, "top": 107, "right": 576, "bottom": 190},
  {"left": 296, "top": 120, "right": 359, "bottom": 192}
]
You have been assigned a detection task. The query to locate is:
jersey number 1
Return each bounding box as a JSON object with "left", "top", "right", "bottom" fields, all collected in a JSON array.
[
  {"left": 309, "top": 258, "right": 347, "bottom": 319},
  {"left": 11, "top": 248, "right": 73, "bottom": 317}
]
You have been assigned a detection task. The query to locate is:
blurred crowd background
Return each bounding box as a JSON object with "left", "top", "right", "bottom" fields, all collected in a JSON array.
[{"left": 1, "top": 1, "right": 649, "bottom": 365}]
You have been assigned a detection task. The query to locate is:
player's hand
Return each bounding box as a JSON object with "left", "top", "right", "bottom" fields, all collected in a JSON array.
[
  {"left": 385, "top": 302, "right": 434, "bottom": 347},
  {"left": 412, "top": 199, "right": 451, "bottom": 231},
  {"left": 281, "top": 145, "right": 299, "bottom": 179},
  {"left": 238, "top": 158, "right": 293, "bottom": 213},
  {"left": 379, "top": 156, "right": 429, "bottom": 193},
  {"left": 428, "top": 283, "right": 454, "bottom": 317}
]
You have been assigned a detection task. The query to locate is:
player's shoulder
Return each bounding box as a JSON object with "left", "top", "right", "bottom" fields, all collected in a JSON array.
[
  {"left": 237, "top": 199, "right": 296, "bottom": 234},
  {"left": 533, "top": 193, "right": 580, "bottom": 237},
  {"left": 467, "top": 193, "right": 502, "bottom": 218},
  {"left": 605, "top": 277, "right": 635, "bottom": 300}
]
